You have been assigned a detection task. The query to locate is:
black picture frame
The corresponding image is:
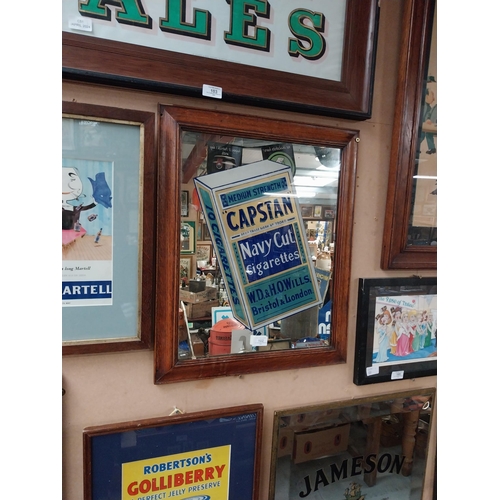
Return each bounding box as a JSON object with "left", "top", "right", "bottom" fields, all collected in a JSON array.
[
  {"left": 83, "top": 404, "right": 263, "bottom": 500},
  {"left": 353, "top": 277, "right": 437, "bottom": 385}
]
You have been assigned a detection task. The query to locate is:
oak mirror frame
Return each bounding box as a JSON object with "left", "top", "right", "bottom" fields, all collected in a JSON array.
[
  {"left": 155, "top": 105, "right": 359, "bottom": 384},
  {"left": 381, "top": 0, "right": 437, "bottom": 269}
]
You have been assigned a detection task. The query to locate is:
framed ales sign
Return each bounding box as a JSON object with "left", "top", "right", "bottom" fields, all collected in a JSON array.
[{"left": 62, "top": 0, "right": 379, "bottom": 119}]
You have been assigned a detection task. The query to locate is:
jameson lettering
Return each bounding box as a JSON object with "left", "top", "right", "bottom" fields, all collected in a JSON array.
[
  {"left": 78, "top": 0, "right": 327, "bottom": 60},
  {"left": 299, "top": 453, "right": 406, "bottom": 498}
]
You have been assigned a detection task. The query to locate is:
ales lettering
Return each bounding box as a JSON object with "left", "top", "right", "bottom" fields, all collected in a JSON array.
[{"left": 78, "top": 0, "right": 328, "bottom": 60}]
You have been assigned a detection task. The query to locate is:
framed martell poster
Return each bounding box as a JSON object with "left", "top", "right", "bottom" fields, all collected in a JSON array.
[
  {"left": 353, "top": 277, "right": 437, "bottom": 385},
  {"left": 62, "top": 0, "right": 379, "bottom": 120},
  {"left": 62, "top": 102, "right": 156, "bottom": 355},
  {"left": 269, "top": 389, "right": 435, "bottom": 500},
  {"left": 83, "top": 404, "right": 263, "bottom": 500}
]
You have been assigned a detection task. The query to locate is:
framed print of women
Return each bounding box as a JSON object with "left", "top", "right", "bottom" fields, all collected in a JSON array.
[{"left": 354, "top": 277, "right": 437, "bottom": 385}]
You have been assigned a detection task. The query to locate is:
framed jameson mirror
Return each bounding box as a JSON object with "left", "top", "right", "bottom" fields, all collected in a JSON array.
[
  {"left": 155, "top": 105, "right": 359, "bottom": 384},
  {"left": 268, "top": 388, "right": 435, "bottom": 499}
]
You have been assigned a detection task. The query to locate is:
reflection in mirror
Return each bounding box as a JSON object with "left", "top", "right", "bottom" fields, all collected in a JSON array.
[
  {"left": 178, "top": 132, "right": 341, "bottom": 361},
  {"left": 269, "top": 389, "right": 435, "bottom": 499}
]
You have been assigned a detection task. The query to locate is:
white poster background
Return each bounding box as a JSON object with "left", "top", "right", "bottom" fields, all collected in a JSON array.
[{"left": 62, "top": 0, "right": 346, "bottom": 81}]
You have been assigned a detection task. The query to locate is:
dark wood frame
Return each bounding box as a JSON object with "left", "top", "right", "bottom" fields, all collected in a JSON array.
[
  {"left": 300, "top": 205, "right": 314, "bottom": 218},
  {"left": 62, "top": 1, "right": 379, "bottom": 120},
  {"left": 381, "top": 0, "right": 436, "bottom": 269},
  {"left": 155, "top": 105, "right": 358, "bottom": 384},
  {"left": 83, "top": 404, "right": 263, "bottom": 500},
  {"left": 353, "top": 277, "right": 437, "bottom": 385},
  {"left": 62, "top": 102, "right": 156, "bottom": 355}
]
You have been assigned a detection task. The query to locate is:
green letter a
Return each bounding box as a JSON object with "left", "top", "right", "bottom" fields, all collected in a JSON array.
[{"left": 79, "top": 0, "right": 152, "bottom": 28}]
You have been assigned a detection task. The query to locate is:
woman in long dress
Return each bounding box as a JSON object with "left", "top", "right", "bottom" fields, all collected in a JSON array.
[
  {"left": 410, "top": 310, "right": 420, "bottom": 352},
  {"left": 389, "top": 306, "right": 402, "bottom": 355},
  {"left": 418, "top": 311, "right": 428, "bottom": 350},
  {"left": 396, "top": 310, "right": 412, "bottom": 356},
  {"left": 374, "top": 307, "right": 392, "bottom": 363},
  {"left": 424, "top": 311, "right": 434, "bottom": 347}
]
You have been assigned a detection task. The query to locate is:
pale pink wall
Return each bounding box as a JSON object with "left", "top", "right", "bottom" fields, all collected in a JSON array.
[{"left": 62, "top": 2, "right": 437, "bottom": 498}]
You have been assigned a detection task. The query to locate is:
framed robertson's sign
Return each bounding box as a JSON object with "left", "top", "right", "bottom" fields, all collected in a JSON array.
[
  {"left": 83, "top": 404, "right": 263, "bottom": 500},
  {"left": 62, "top": 0, "right": 379, "bottom": 119}
]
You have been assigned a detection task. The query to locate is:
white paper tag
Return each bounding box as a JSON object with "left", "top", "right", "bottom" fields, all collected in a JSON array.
[
  {"left": 366, "top": 365, "right": 379, "bottom": 376},
  {"left": 202, "top": 84, "right": 222, "bottom": 99},
  {"left": 250, "top": 335, "right": 268, "bottom": 347},
  {"left": 391, "top": 370, "right": 404, "bottom": 380},
  {"left": 69, "top": 17, "right": 93, "bottom": 32}
]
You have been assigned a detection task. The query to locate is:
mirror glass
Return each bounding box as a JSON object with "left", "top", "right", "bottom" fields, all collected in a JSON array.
[
  {"left": 269, "top": 389, "right": 435, "bottom": 499},
  {"left": 178, "top": 131, "right": 341, "bottom": 360}
]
